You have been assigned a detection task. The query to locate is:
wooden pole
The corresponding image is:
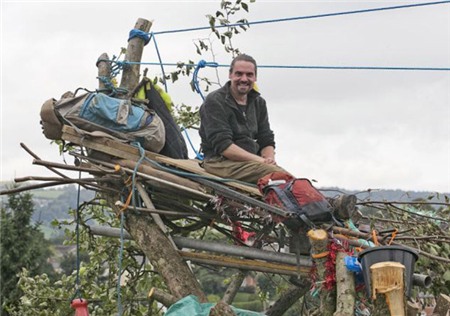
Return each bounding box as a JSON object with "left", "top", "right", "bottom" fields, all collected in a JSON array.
[
  {"left": 307, "top": 229, "right": 336, "bottom": 316},
  {"left": 96, "top": 52, "right": 111, "bottom": 91},
  {"left": 119, "top": 18, "right": 152, "bottom": 95},
  {"left": 370, "top": 262, "right": 406, "bottom": 316},
  {"left": 333, "top": 252, "right": 355, "bottom": 316}
]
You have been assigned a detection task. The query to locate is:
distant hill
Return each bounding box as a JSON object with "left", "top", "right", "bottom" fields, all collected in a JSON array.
[
  {"left": 319, "top": 187, "right": 448, "bottom": 206},
  {"left": 0, "top": 182, "right": 95, "bottom": 226}
]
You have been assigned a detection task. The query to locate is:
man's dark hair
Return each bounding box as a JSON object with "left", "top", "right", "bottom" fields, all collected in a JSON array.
[{"left": 229, "top": 54, "right": 257, "bottom": 76}]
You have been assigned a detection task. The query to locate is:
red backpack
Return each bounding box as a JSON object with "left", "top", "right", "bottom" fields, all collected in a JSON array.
[{"left": 257, "top": 172, "right": 336, "bottom": 228}]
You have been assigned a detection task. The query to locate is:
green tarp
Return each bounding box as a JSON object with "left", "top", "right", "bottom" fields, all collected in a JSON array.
[{"left": 164, "top": 295, "right": 264, "bottom": 316}]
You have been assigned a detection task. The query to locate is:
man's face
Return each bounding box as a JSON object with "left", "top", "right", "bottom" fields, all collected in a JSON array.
[{"left": 229, "top": 60, "right": 257, "bottom": 97}]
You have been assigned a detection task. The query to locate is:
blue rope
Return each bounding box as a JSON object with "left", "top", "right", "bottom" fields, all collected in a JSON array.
[
  {"left": 121, "top": 60, "right": 450, "bottom": 72},
  {"left": 182, "top": 128, "right": 204, "bottom": 160},
  {"left": 152, "top": 1, "right": 450, "bottom": 35},
  {"left": 128, "top": 29, "right": 151, "bottom": 45},
  {"left": 117, "top": 210, "right": 125, "bottom": 316},
  {"left": 187, "top": 60, "right": 217, "bottom": 159},
  {"left": 192, "top": 60, "right": 219, "bottom": 100},
  {"left": 149, "top": 33, "right": 169, "bottom": 93},
  {"left": 116, "top": 146, "right": 143, "bottom": 315},
  {"left": 71, "top": 172, "right": 82, "bottom": 302}
]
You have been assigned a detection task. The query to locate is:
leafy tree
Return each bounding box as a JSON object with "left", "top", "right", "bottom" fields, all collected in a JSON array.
[
  {"left": 4, "top": 198, "right": 165, "bottom": 315},
  {"left": 1, "top": 190, "right": 56, "bottom": 314}
]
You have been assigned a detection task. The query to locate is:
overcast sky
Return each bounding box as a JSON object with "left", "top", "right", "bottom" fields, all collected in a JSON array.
[{"left": 1, "top": 1, "right": 449, "bottom": 193}]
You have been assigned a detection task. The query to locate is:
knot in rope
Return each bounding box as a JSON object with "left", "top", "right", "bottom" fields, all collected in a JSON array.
[
  {"left": 128, "top": 29, "right": 151, "bottom": 45},
  {"left": 192, "top": 60, "right": 218, "bottom": 100}
]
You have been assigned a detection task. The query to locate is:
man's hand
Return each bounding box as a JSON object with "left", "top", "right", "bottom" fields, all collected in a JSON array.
[
  {"left": 260, "top": 146, "right": 277, "bottom": 165},
  {"left": 262, "top": 157, "right": 277, "bottom": 165}
]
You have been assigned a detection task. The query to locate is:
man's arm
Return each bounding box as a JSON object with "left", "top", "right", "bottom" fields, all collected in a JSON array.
[{"left": 222, "top": 144, "right": 276, "bottom": 165}]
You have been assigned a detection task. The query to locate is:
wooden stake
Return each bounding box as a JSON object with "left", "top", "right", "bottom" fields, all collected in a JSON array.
[
  {"left": 96, "top": 52, "right": 111, "bottom": 90},
  {"left": 307, "top": 229, "right": 336, "bottom": 316},
  {"left": 334, "top": 252, "right": 355, "bottom": 316},
  {"left": 370, "top": 261, "right": 406, "bottom": 316},
  {"left": 119, "top": 18, "right": 152, "bottom": 95}
]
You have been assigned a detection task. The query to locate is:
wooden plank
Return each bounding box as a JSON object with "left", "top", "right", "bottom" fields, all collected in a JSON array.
[{"left": 62, "top": 126, "right": 261, "bottom": 196}]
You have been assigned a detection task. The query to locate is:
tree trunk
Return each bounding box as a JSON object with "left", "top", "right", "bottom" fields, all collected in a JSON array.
[{"left": 125, "top": 211, "right": 207, "bottom": 302}]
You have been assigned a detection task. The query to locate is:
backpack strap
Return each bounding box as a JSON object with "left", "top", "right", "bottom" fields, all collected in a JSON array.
[{"left": 267, "top": 185, "right": 299, "bottom": 211}]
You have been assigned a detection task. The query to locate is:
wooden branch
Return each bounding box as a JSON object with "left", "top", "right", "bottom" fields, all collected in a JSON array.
[
  {"left": 73, "top": 153, "right": 213, "bottom": 201},
  {"left": 266, "top": 282, "right": 310, "bottom": 316},
  {"left": 13, "top": 175, "right": 118, "bottom": 193},
  {"left": 358, "top": 200, "right": 450, "bottom": 207},
  {"left": 391, "top": 242, "right": 450, "bottom": 264},
  {"left": 0, "top": 180, "right": 115, "bottom": 196},
  {"left": 33, "top": 158, "right": 111, "bottom": 175},
  {"left": 147, "top": 287, "right": 177, "bottom": 307},
  {"left": 20, "top": 143, "right": 69, "bottom": 179},
  {"left": 221, "top": 270, "right": 247, "bottom": 305},
  {"left": 135, "top": 181, "right": 177, "bottom": 248}
]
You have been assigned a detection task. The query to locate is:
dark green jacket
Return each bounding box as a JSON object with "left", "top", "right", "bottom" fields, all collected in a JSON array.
[{"left": 199, "top": 81, "right": 275, "bottom": 159}]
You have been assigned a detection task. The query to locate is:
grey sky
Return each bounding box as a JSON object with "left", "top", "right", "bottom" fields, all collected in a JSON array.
[{"left": 1, "top": 1, "right": 449, "bottom": 192}]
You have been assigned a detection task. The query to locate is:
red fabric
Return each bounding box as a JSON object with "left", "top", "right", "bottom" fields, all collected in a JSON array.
[
  {"left": 232, "top": 222, "right": 256, "bottom": 244},
  {"left": 71, "top": 298, "right": 89, "bottom": 316}
]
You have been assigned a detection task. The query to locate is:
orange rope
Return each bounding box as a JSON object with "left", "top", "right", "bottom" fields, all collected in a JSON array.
[
  {"left": 119, "top": 190, "right": 133, "bottom": 214},
  {"left": 372, "top": 230, "right": 380, "bottom": 246},
  {"left": 388, "top": 229, "right": 398, "bottom": 245},
  {"left": 311, "top": 251, "right": 330, "bottom": 259}
]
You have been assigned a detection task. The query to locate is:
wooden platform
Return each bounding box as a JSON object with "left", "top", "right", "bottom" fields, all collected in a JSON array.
[{"left": 61, "top": 125, "right": 261, "bottom": 196}]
